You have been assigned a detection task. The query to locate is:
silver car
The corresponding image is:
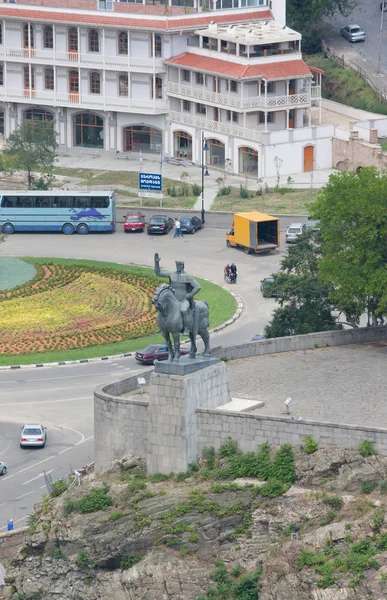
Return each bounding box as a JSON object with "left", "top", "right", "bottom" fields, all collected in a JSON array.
[
  {"left": 340, "top": 24, "right": 365, "bottom": 43},
  {"left": 285, "top": 222, "right": 306, "bottom": 243},
  {"left": 0, "top": 461, "right": 7, "bottom": 475},
  {"left": 20, "top": 424, "right": 47, "bottom": 448}
]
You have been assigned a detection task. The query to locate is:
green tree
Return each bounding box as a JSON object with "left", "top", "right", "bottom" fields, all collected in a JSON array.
[
  {"left": 310, "top": 168, "right": 387, "bottom": 325},
  {"left": 287, "top": 0, "right": 355, "bottom": 53},
  {"left": 264, "top": 229, "right": 341, "bottom": 338},
  {"left": 3, "top": 120, "right": 58, "bottom": 190}
]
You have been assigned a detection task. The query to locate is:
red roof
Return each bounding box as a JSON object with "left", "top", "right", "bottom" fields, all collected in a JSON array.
[
  {"left": 166, "top": 52, "right": 312, "bottom": 80},
  {"left": 308, "top": 65, "right": 325, "bottom": 75},
  {"left": 0, "top": 6, "right": 272, "bottom": 30}
]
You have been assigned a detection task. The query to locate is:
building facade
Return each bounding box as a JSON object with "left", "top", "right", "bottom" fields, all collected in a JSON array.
[{"left": 0, "top": 0, "right": 328, "bottom": 177}]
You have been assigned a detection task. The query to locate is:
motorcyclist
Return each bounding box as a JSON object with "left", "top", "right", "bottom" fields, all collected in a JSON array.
[{"left": 230, "top": 263, "right": 237, "bottom": 282}]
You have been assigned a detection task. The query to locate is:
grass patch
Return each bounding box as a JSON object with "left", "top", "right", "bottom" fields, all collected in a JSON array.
[
  {"left": 0, "top": 257, "right": 235, "bottom": 365},
  {"left": 306, "top": 54, "right": 387, "bottom": 115},
  {"left": 211, "top": 185, "right": 318, "bottom": 214}
]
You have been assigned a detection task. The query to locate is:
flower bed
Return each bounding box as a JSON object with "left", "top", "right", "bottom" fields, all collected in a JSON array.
[{"left": 0, "top": 262, "right": 159, "bottom": 355}]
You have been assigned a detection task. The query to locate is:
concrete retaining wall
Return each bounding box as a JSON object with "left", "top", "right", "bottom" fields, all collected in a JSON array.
[
  {"left": 196, "top": 410, "right": 387, "bottom": 455},
  {"left": 211, "top": 325, "right": 387, "bottom": 361}
]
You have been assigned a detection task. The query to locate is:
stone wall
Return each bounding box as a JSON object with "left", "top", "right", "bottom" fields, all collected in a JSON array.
[
  {"left": 196, "top": 410, "right": 387, "bottom": 455},
  {"left": 333, "top": 132, "right": 387, "bottom": 173},
  {"left": 0, "top": 528, "right": 28, "bottom": 568}
]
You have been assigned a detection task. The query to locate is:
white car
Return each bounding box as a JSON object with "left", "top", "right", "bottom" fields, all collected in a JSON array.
[
  {"left": 285, "top": 223, "right": 306, "bottom": 243},
  {"left": 20, "top": 424, "right": 47, "bottom": 448},
  {"left": 0, "top": 461, "right": 7, "bottom": 475}
]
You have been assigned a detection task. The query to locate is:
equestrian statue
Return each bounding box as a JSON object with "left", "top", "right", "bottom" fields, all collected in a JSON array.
[{"left": 153, "top": 253, "right": 211, "bottom": 361}]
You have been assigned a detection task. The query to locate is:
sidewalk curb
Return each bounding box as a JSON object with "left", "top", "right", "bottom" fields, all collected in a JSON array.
[{"left": 0, "top": 281, "right": 243, "bottom": 370}]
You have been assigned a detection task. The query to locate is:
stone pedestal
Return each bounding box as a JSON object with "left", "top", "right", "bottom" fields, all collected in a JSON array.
[{"left": 147, "top": 360, "right": 230, "bottom": 475}]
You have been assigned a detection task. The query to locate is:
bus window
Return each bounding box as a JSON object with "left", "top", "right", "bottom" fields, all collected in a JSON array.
[
  {"left": 16, "top": 197, "right": 34, "bottom": 208},
  {"left": 2, "top": 197, "right": 15, "bottom": 207},
  {"left": 92, "top": 197, "right": 109, "bottom": 208},
  {"left": 35, "top": 197, "right": 52, "bottom": 208},
  {"left": 73, "top": 197, "right": 90, "bottom": 208},
  {"left": 54, "top": 197, "right": 71, "bottom": 208}
]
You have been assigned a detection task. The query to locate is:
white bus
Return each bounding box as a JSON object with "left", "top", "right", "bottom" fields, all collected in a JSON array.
[{"left": 0, "top": 191, "right": 116, "bottom": 234}]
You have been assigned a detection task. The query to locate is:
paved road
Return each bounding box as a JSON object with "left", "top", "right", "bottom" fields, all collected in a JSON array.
[{"left": 0, "top": 225, "right": 287, "bottom": 525}]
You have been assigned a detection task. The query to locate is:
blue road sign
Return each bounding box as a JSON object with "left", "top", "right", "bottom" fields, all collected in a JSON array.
[{"left": 139, "top": 173, "right": 162, "bottom": 191}]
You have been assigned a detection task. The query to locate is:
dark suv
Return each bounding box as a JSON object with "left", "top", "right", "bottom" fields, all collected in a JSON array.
[{"left": 147, "top": 215, "right": 174, "bottom": 235}]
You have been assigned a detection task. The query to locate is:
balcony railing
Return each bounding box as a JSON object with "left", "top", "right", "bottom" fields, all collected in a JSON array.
[
  {"left": 0, "top": 47, "right": 165, "bottom": 72},
  {"left": 169, "top": 110, "right": 264, "bottom": 144},
  {"left": 0, "top": 87, "right": 169, "bottom": 112},
  {"left": 311, "top": 85, "right": 321, "bottom": 98},
  {"left": 167, "top": 82, "right": 315, "bottom": 110}
]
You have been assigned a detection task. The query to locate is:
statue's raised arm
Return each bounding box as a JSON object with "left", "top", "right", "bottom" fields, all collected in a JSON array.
[{"left": 154, "top": 253, "right": 170, "bottom": 279}]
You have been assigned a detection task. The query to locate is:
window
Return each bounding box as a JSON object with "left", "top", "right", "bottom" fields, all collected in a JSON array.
[
  {"left": 182, "top": 70, "right": 190, "bottom": 82},
  {"left": 173, "top": 130, "right": 192, "bottom": 160},
  {"left": 258, "top": 111, "right": 274, "bottom": 124},
  {"left": 207, "top": 139, "right": 225, "bottom": 167},
  {"left": 43, "top": 26, "right": 53, "bottom": 49},
  {"left": 24, "top": 108, "right": 54, "bottom": 123},
  {"left": 152, "top": 76, "right": 163, "bottom": 99},
  {"left": 88, "top": 29, "right": 99, "bottom": 53},
  {"left": 73, "top": 113, "right": 104, "bottom": 148},
  {"left": 229, "top": 80, "right": 237, "bottom": 92},
  {"left": 152, "top": 34, "right": 162, "bottom": 58},
  {"left": 23, "top": 66, "right": 35, "bottom": 90},
  {"left": 123, "top": 125, "right": 162, "bottom": 153},
  {"left": 98, "top": 0, "right": 113, "bottom": 10},
  {"left": 183, "top": 100, "right": 191, "bottom": 111},
  {"left": 0, "top": 64, "right": 3, "bottom": 86},
  {"left": 69, "top": 70, "right": 79, "bottom": 93},
  {"left": 118, "top": 31, "right": 128, "bottom": 55},
  {"left": 68, "top": 28, "right": 78, "bottom": 53},
  {"left": 227, "top": 111, "right": 238, "bottom": 123},
  {"left": 44, "top": 67, "right": 54, "bottom": 90},
  {"left": 196, "top": 104, "right": 206, "bottom": 115},
  {"left": 119, "top": 73, "right": 128, "bottom": 97},
  {"left": 260, "top": 81, "right": 274, "bottom": 94},
  {"left": 0, "top": 23, "right": 3, "bottom": 46},
  {"left": 90, "top": 71, "right": 101, "bottom": 94},
  {"left": 196, "top": 72, "right": 204, "bottom": 85},
  {"left": 23, "top": 24, "right": 34, "bottom": 48},
  {"left": 238, "top": 147, "right": 258, "bottom": 174}
]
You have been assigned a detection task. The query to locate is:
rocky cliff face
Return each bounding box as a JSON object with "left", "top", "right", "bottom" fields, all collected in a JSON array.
[{"left": 3, "top": 448, "right": 387, "bottom": 600}]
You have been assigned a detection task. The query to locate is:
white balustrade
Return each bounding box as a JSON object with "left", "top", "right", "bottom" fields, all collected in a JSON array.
[{"left": 169, "top": 111, "right": 264, "bottom": 143}]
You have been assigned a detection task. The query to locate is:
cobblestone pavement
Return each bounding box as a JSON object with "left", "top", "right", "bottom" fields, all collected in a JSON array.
[{"left": 226, "top": 342, "right": 387, "bottom": 428}]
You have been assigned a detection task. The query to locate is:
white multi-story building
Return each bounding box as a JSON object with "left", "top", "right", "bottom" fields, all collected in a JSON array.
[{"left": 0, "top": 0, "right": 328, "bottom": 176}]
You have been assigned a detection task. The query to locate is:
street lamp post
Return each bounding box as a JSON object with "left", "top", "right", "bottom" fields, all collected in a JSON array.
[
  {"left": 201, "top": 131, "right": 209, "bottom": 224},
  {"left": 377, "top": 3, "right": 385, "bottom": 75}
]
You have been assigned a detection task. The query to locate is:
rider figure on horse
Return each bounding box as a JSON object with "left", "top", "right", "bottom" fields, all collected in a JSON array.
[{"left": 154, "top": 253, "right": 201, "bottom": 335}]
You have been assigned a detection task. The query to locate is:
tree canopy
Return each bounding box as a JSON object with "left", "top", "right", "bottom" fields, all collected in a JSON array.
[
  {"left": 310, "top": 167, "right": 387, "bottom": 325},
  {"left": 3, "top": 120, "right": 57, "bottom": 190}
]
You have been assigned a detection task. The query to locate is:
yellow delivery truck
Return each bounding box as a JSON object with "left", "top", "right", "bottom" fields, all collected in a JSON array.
[{"left": 226, "top": 211, "right": 280, "bottom": 254}]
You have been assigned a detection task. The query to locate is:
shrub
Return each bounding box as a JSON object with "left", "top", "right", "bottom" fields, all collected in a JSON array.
[
  {"left": 322, "top": 494, "right": 343, "bottom": 510},
  {"left": 239, "top": 185, "right": 249, "bottom": 199},
  {"left": 259, "top": 479, "right": 287, "bottom": 498},
  {"left": 65, "top": 485, "right": 113, "bottom": 514},
  {"left": 120, "top": 555, "right": 141, "bottom": 569},
  {"left": 303, "top": 436, "right": 318, "bottom": 454},
  {"left": 373, "top": 508, "right": 385, "bottom": 533},
  {"left": 149, "top": 473, "right": 170, "bottom": 483},
  {"left": 360, "top": 481, "right": 378, "bottom": 494},
  {"left": 191, "top": 183, "right": 202, "bottom": 196},
  {"left": 202, "top": 445, "right": 216, "bottom": 469},
  {"left": 255, "top": 442, "right": 272, "bottom": 480},
  {"left": 218, "top": 437, "right": 240, "bottom": 459},
  {"left": 358, "top": 440, "right": 377, "bottom": 457},
  {"left": 50, "top": 479, "right": 69, "bottom": 498},
  {"left": 380, "top": 480, "right": 387, "bottom": 494},
  {"left": 271, "top": 444, "right": 295, "bottom": 485},
  {"left": 76, "top": 549, "right": 89, "bottom": 567}
]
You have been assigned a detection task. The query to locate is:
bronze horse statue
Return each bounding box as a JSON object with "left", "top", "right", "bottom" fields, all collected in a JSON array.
[{"left": 153, "top": 284, "right": 210, "bottom": 361}]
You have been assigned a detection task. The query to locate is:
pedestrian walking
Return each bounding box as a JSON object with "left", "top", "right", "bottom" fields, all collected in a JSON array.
[
  {"left": 7, "top": 519, "right": 14, "bottom": 531},
  {"left": 173, "top": 218, "right": 183, "bottom": 238}
]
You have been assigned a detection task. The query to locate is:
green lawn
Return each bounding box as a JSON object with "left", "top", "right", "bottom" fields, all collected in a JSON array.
[
  {"left": 0, "top": 258, "right": 236, "bottom": 366},
  {"left": 211, "top": 186, "right": 318, "bottom": 214}
]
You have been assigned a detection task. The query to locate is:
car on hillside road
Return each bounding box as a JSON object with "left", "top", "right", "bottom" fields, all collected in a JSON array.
[
  {"left": 124, "top": 212, "right": 145, "bottom": 233},
  {"left": 135, "top": 344, "right": 190, "bottom": 365},
  {"left": 251, "top": 333, "right": 266, "bottom": 341},
  {"left": 260, "top": 277, "right": 280, "bottom": 298},
  {"left": 147, "top": 215, "right": 174, "bottom": 235},
  {"left": 285, "top": 222, "right": 306, "bottom": 243},
  {"left": 20, "top": 424, "right": 47, "bottom": 448},
  {"left": 0, "top": 461, "right": 7, "bottom": 475},
  {"left": 340, "top": 24, "right": 365, "bottom": 43},
  {"left": 179, "top": 216, "right": 203, "bottom": 234}
]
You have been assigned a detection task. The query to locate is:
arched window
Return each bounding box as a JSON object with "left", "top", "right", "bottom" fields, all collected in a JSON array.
[
  {"left": 23, "top": 66, "right": 35, "bottom": 90},
  {"left": 44, "top": 67, "right": 54, "bottom": 90},
  {"left": 0, "top": 64, "right": 3, "bottom": 86},
  {"left": 123, "top": 125, "right": 162, "bottom": 154},
  {"left": 119, "top": 74, "right": 128, "bottom": 97},
  {"left": 238, "top": 147, "right": 258, "bottom": 175},
  {"left": 73, "top": 113, "right": 104, "bottom": 148},
  {"left": 69, "top": 70, "right": 79, "bottom": 93},
  {"left": 173, "top": 131, "right": 192, "bottom": 160},
  {"left": 43, "top": 26, "right": 53, "bottom": 49},
  {"left": 24, "top": 108, "right": 54, "bottom": 123},
  {"left": 207, "top": 139, "right": 225, "bottom": 167},
  {"left": 90, "top": 71, "right": 101, "bottom": 94},
  {"left": 152, "top": 34, "right": 162, "bottom": 58},
  {"left": 151, "top": 76, "right": 163, "bottom": 99},
  {"left": 118, "top": 31, "right": 128, "bottom": 55},
  {"left": 88, "top": 29, "right": 99, "bottom": 53},
  {"left": 23, "top": 24, "right": 34, "bottom": 48},
  {"left": 68, "top": 28, "right": 78, "bottom": 53}
]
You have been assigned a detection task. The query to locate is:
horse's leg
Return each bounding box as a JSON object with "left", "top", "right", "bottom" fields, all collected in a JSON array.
[
  {"left": 163, "top": 331, "right": 173, "bottom": 361},
  {"left": 200, "top": 328, "right": 211, "bottom": 357},
  {"left": 172, "top": 330, "right": 181, "bottom": 361},
  {"left": 189, "top": 331, "right": 197, "bottom": 359}
]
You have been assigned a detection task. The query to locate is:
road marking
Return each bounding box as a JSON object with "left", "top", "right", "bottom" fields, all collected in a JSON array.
[
  {"left": 40, "top": 484, "right": 47, "bottom": 489},
  {"left": 0, "top": 396, "right": 91, "bottom": 407},
  {"left": 1, "top": 385, "right": 93, "bottom": 394},
  {"left": 22, "top": 469, "right": 54, "bottom": 486},
  {"left": 59, "top": 435, "right": 94, "bottom": 454},
  {"left": 61, "top": 426, "right": 85, "bottom": 445},
  {"left": 0, "top": 370, "right": 122, "bottom": 384},
  {"left": 4, "top": 455, "right": 56, "bottom": 480},
  {"left": 15, "top": 490, "right": 35, "bottom": 500},
  {"left": 0, "top": 502, "right": 7, "bottom": 508}
]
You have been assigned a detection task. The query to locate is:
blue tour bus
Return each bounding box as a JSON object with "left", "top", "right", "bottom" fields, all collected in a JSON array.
[{"left": 0, "top": 191, "right": 116, "bottom": 235}]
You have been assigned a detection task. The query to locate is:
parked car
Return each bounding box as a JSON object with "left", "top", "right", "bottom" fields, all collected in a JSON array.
[
  {"left": 340, "top": 24, "right": 365, "bottom": 43},
  {"left": 135, "top": 344, "right": 190, "bottom": 365},
  {"left": 0, "top": 460, "right": 7, "bottom": 475},
  {"left": 179, "top": 216, "right": 203, "bottom": 234},
  {"left": 260, "top": 277, "right": 280, "bottom": 298},
  {"left": 306, "top": 217, "right": 320, "bottom": 232},
  {"left": 124, "top": 212, "right": 145, "bottom": 233},
  {"left": 147, "top": 215, "right": 174, "bottom": 235},
  {"left": 251, "top": 333, "right": 266, "bottom": 341},
  {"left": 20, "top": 424, "right": 47, "bottom": 448},
  {"left": 285, "top": 222, "right": 306, "bottom": 243}
]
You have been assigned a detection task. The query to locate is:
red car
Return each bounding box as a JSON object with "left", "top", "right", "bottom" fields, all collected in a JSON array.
[
  {"left": 124, "top": 212, "right": 145, "bottom": 233},
  {"left": 135, "top": 344, "right": 189, "bottom": 365}
]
